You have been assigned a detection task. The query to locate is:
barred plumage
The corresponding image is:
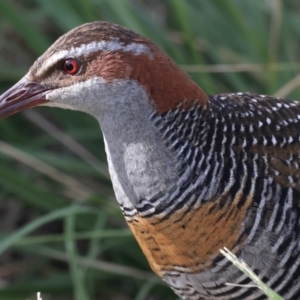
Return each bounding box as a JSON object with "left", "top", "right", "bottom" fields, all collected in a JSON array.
[{"left": 126, "top": 93, "right": 300, "bottom": 299}]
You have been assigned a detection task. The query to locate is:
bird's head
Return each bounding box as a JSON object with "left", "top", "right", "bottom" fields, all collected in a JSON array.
[{"left": 0, "top": 21, "right": 207, "bottom": 119}]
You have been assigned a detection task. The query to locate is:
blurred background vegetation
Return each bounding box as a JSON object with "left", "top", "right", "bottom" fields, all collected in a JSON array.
[{"left": 0, "top": 0, "right": 300, "bottom": 299}]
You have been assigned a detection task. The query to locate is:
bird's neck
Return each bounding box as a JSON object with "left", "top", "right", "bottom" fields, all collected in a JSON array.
[
  {"left": 95, "top": 78, "right": 214, "bottom": 219},
  {"left": 97, "top": 81, "right": 180, "bottom": 217}
]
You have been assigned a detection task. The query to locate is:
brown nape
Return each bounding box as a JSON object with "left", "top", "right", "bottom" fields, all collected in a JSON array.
[
  {"left": 133, "top": 48, "right": 208, "bottom": 113},
  {"left": 85, "top": 44, "right": 208, "bottom": 113}
]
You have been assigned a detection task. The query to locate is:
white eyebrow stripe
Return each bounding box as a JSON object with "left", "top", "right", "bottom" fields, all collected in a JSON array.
[{"left": 36, "top": 40, "right": 153, "bottom": 77}]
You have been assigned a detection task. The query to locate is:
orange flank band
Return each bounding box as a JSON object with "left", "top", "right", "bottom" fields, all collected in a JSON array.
[{"left": 126, "top": 194, "right": 253, "bottom": 277}]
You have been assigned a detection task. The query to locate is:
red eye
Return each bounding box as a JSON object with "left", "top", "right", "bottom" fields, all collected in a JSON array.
[{"left": 62, "top": 58, "right": 80, "bottom": 75}]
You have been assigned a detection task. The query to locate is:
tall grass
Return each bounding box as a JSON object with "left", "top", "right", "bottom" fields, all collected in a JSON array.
[{"left": 0, "top": 1, "right": 299, "bottom": 299}]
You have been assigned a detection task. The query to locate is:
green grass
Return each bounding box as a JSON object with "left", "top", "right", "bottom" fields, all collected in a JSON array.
[{"left": 0, "top": 1, "right": 300, "bottom": 299}]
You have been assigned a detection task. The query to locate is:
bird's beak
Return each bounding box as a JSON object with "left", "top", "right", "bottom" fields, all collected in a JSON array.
[{"left": 0, "top": 77, "right": 51, "bottom": 119}]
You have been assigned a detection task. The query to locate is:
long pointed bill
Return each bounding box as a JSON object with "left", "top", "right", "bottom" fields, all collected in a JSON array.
[{"left": 0, "top": 77, "right": 51, "bottom": 119}]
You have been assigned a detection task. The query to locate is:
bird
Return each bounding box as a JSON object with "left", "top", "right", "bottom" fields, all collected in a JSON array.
[{"left": 0, "top": 21, "right": 300, "bottom": 300}]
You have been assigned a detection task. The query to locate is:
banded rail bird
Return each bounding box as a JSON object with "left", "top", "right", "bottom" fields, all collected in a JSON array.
[{"left": 1, "top": 21, "right": 300, "bottom": 300}]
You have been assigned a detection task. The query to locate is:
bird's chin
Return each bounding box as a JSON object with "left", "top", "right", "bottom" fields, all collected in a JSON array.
[{"left": 0, "top": 77, "right": 51, "bottom": 119}]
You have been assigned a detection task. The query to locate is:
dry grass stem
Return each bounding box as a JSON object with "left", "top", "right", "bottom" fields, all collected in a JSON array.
[
  {"left": 0, "top": 140, "right": 92, "bottom": 199},
  {"left": 23, "top": 110, "right": 110, "bottom": 178},
  {"left": 39, "top": 246, "right": 160, "bottom": 283},
  {"left": 181, "top": 63, "right": 299, "bottom": 73},
  {"left": 274, "top": 73, "right": 300, "bottom": 98}
]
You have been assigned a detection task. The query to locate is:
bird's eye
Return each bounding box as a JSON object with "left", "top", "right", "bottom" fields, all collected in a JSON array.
[{"left": 61, "top": 58, "right": 80, "bottom": 75}]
